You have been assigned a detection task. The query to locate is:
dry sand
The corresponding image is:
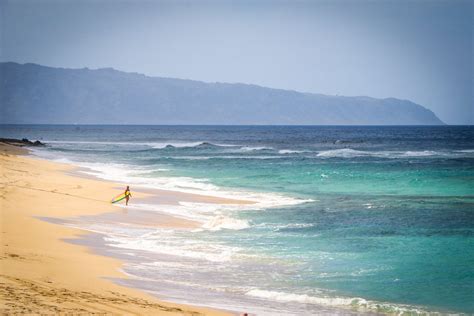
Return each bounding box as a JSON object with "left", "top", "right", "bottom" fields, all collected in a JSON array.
[{"left": 0, "top": 143, "right": 237, "bottom": 315}]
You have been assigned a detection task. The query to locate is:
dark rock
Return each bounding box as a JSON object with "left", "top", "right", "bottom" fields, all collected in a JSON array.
[{"left": 0, "top": 138, "right": 45, "bottom": 147}]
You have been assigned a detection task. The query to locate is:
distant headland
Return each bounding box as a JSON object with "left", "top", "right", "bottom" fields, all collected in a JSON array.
[{"left": 0, "top": 62, "right": 444, "bottom": 125}]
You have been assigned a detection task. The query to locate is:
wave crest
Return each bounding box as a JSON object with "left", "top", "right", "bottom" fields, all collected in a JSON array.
[
  {"left": 202, "top": 215, "right": 250, "bottom": 231},
  {"left": 245, "top": 289, "right": 428, "bottom": 314},
  {"left": 317, "top": 149, "right": 370, "bottom": 158}
]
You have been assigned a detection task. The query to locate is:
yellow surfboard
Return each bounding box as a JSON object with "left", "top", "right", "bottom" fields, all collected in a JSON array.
[{"left": 111, "top": 192, "right": 130, "bottom": 204}]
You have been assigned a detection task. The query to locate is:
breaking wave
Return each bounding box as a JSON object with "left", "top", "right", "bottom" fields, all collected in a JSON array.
[
  {"left": 245, "top": 289, "right": 428, "bottom": 314},
  {"left": 316, "top": 148, "right": 473, "bottom": 159}
]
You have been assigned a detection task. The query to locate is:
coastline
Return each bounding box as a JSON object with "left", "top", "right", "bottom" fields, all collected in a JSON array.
[{"left": 0, "top": 143, "right": 236, "bottom": 315}]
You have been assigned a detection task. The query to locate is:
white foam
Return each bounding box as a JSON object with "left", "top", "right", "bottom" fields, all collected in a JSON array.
[
  {"left": 105, "top": 232, "right": 241, "bottom": 262},
  {"left": 316, "top": 148, "right": 453, "bottom": 159},
  {"left": 118, "top": 203, "right": 209, "bottom": 222},
  {"left": 456, "top": 149, "right": 474, "bottom": 153},
  {"left": 278, "top": 149, "right": 306, "bottom": 154},
  {"left": 201, "top": 215, "right": 250, "bottom": 231},
  {"left": 246, "top": 289, "right": 365, "bottom": 306},
  {"left": 317, "top": 148, "right": 372, "bottom": 158},
  {"left": 77, "top": 162, "right": 221, "bottom": 192},
  {"left": 119, "top": 202, "right": 250, "bottom": 229},
  {"left": 271, "top": 223, "right": 315, "bottom": 230},
  {"left": 52, "top": 157, "right": 75, "bottom": 164},
  {"left": 401, "top": 150, "right": 439, "bottom": 157},
  {"left": 240, "top": 146, "right": 273, "bottom": 151},
  {"left": 118, "top": 201, "right": 250, "bottom": 231},
  {"left": 245, "top": 289, "right": 428, "bottom": 314}
]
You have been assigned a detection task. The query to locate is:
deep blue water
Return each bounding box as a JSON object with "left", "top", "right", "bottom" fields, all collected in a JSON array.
[{"left": 2, "top": 125, "right": 473, "bottom": 314}]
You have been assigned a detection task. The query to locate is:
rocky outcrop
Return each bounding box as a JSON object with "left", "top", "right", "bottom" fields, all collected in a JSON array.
[{"left": 0, "top": 138, "right": 45, "bottom": 147}]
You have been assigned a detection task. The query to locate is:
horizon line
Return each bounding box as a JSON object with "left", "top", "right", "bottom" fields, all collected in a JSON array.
[{"left": 2, "top": 124, "right": 470, "bottom": 127}]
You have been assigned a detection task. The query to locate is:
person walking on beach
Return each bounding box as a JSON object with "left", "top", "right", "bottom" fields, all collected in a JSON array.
[{"left": 124, "top": 186, "right": 132, "bottom": 206}]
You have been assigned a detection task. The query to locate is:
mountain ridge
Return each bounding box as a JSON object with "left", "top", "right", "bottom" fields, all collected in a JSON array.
[{"left": 0, "top": 62, "right": 445, "bottom": 125}]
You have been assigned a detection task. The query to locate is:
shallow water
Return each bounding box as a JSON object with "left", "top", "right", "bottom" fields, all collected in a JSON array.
[{"left": 2, "top": 125, "right": 473, "bottom": 314}]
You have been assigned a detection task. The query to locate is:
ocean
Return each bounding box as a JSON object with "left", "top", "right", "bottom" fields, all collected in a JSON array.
[{"left": 2, "top": 125, "right": 473, "bottom": 315}]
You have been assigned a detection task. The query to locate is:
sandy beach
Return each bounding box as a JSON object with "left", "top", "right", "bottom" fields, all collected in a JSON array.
[{"left": 0, "top": 143, "right": 236, "bottom": 315}]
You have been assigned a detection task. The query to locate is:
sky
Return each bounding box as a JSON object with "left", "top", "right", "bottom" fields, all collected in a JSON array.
[{"left": 1, "top": 0, "right": 472, "bottom": 124}]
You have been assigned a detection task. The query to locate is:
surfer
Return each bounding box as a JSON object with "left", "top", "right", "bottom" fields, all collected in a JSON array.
[{"left": 125, "top": 186, "right": 132, "bottom": 205}]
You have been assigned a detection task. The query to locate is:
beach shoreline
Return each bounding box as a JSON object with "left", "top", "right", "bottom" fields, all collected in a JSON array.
[{"left": 0, "top": 143, "right": 238, "bottom": 315}]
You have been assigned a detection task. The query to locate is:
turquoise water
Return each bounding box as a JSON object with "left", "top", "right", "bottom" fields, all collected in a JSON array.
[{"left": 2, "top": 125, "right": 473, "bottom": 314}]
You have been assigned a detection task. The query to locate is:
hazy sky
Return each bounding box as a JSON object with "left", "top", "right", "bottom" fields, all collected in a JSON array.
[{"left": 1, "top": 0, "right": 472, "bottom": 124}]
